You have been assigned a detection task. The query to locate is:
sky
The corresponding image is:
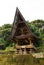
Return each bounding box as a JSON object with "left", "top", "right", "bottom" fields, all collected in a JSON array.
[{"left": 0, "top": 0, "right": 44, "bottom": 26}]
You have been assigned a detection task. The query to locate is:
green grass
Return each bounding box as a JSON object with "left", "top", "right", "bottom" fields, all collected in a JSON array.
[{"left": 0, "top": 52, "right": 44, "bottom": 65}]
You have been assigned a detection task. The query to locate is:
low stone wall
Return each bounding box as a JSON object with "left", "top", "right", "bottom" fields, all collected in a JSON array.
[
  {"left": 0, "top": 51, "right": 44, "bottom": 58},
  {"left": 32, "top": 52, "right": 44, "bottom": 58}
]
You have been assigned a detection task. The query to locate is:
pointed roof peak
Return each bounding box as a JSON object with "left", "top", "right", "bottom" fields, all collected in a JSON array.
[
  {"left": 16, "top": 7, "right": 19, "bottom": 10},
  {"left": 15, "top": 7, "right": 26, "bottom": 21}
]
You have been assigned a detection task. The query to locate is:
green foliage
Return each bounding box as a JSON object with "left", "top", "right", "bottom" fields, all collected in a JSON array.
[
  {"left": 0, "top": 38, "right": 6, "bottom": 44},
  {"left": 2, "top": 24, "right": 12, "bottom": 29},
  {"left": 0, "top": 24, "right": 12, "bottom": 48},
  {"left": 26, "top": 20, "right": 44, "bottom": 47}
]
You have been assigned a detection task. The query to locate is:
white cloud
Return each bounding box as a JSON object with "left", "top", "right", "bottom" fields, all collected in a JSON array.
[{"left": 0, "top": 0, "right": 44, "bottom": 26}]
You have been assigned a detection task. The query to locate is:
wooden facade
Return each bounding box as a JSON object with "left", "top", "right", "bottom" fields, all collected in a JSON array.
[{"left": 9, "top": 8, "right": 38, "bottom": 54}]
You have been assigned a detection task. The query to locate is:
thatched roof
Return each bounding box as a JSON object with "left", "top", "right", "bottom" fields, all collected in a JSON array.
[{"left": 9, "top": 7, "right": 38, "bottom": 41}]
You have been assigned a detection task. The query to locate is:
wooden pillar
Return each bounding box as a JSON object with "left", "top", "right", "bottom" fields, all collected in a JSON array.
[
  {"left": 30, "top": 48, "right": 33, "bottom": 53},
  {"left": 15, "top": 39, "right": 19, "bottom": 48},
  {"left": 28, "top": 38, "right": 33, "bottom": 53},
  {"left": 28, "top": 38, "right": 31, "bottom": 44},
  {"left": 15, "top": 40, "right": 19, "bottom": 54},
  {"left": 30, "top": 39, "right": 33, "bottom": 45},
  {"left": 23, "top": 48, "right": 27, "bottom": 54},
  {"left": 19, "top": 48, "right": 22, "bottom": 54}
]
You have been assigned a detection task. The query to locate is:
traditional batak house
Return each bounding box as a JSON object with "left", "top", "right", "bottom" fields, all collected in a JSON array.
[{"left": 9, "top": 8, "right": 38, "bottom": 54}]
